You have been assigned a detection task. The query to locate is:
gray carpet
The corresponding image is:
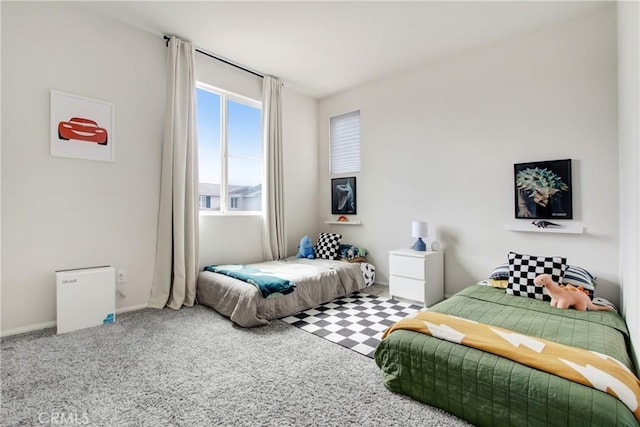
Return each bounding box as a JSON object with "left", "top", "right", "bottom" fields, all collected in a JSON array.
[{"left": 1, "top": 304, "right": 471, "bottom": 426}]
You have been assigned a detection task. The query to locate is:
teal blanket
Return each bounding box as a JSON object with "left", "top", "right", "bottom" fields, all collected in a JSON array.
[{"left": 203, "top": 264, "right": 295, "bottom": 298}]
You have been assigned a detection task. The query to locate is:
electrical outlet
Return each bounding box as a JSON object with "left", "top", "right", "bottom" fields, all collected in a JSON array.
[{"left": 117, "top": 270, "right": 127, "bottom": 284}]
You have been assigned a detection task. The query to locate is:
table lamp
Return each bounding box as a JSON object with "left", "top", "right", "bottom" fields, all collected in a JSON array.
[{"left": 411, "top": 221, "right": 428, "bottom": 251}]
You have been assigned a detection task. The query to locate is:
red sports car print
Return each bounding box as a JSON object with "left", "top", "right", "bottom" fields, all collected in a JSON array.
[{"left": 58, "top": 117, "right": 108, "bottom": 145}]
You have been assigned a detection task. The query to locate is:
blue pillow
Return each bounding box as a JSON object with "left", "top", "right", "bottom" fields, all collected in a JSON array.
[
  {"left": 338, "top": 243, "right": 369, "bottom": 260},
  {"left": 489, "top": 263, "right": 509, "bottom": 280}
]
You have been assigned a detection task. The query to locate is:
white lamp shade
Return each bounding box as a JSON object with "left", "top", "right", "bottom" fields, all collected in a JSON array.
[{"left": 411, "top": 221, "right": 428, "bottom": 238}]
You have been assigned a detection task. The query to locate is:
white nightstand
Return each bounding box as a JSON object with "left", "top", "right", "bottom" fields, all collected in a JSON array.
[{"left": 389, "top": 248, "right": 444, "bottom": 307}]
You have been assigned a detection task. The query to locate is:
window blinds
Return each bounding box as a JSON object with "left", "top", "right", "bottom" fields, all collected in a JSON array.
[{"left": 330, "top": 110, "right": 360, "bottom": 174}]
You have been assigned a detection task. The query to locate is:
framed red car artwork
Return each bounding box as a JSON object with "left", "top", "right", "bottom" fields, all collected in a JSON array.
[
  {"left": 51, "top": 91, "right": 114, "bottom": 162},
  {"left": 58, "top": 117, "right": 108, "bottom": 145}
]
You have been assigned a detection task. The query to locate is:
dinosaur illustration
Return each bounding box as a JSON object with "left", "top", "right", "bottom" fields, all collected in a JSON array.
[
  {"left": 336, "top": 181, "right": 355, "bottom": 212},
  {"left": 516, "top": 167, "right": 569, "bottom": 218},
  {"left": 532, "top": 220, "right": 561, "bottom": 228},
  {"left": 534, "top": 274, "right": 610, "bottom": 311}
]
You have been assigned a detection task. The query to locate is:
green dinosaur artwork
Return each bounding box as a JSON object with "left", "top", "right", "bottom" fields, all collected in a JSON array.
[{"left": 514, "top": 160, "right": 572, "bottom": 219}]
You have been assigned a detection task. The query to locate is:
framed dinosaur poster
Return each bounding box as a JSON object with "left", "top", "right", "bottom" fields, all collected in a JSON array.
[{"left": 514, "top": 159, "right": 573, "bottom": 220}]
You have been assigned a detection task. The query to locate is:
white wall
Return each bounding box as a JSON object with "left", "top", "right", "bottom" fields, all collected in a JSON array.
[
  {"left": 617, "top": 0, "right": 640, "bottom": 367},
  {"left": 318, "top": 6, "right": 621, "bottom": 305},
  {"left": 1, "top": 2, "right": 165, "bottom": 334},
  {"left": 281, "top": 88, "right": 320, "bottom": 254},
  {"left": 1, "top": 2, "right": 319, "bottom": 334}
]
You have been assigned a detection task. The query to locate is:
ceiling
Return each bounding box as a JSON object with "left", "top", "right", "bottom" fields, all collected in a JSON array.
[{"left": 84, "top": 1, "right": 609, "bottom": 99}]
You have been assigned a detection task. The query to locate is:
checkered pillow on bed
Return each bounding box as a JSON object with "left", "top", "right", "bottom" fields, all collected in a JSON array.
[
  {"left": 506, "top": 252, "right": 567, "bottom": 302},
  {"left": 315, "top": 233, "right": 342, "bottom": 260}
]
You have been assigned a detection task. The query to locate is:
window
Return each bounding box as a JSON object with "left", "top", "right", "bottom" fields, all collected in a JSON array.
[
  {"left": 330, "top": 110, "right": 360, "bottom": 174},
  {"left": 197, "top": 83, "right": 262, "bottom": 213},
  {"left": 199, "top": 195, "right": 211, "bottom": 209}
]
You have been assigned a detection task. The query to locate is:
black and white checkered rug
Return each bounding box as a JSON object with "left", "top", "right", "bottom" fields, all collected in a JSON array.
[{"left": 281, "top": 292, "right": 422, "bottom": 358}]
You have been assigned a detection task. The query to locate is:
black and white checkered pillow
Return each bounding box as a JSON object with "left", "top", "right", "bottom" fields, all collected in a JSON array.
[
  {"left": 506, "top": 252, "right": 567, "bottom": 302},
  {"left": 315, "top": 233, "right": 342, "bottom": 260}
]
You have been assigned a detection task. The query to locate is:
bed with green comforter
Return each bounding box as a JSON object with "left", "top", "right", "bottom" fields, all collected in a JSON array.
[{"left": 375, "top": 285, "right": 639, "bottom": 427}]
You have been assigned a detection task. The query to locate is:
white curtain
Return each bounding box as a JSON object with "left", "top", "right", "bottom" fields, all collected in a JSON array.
[
  {"left": 261, "top": 76, "right": 286, "bottom": 260},
  {"left": 148, "top": 36, "right": 199, "bottom": 310}
]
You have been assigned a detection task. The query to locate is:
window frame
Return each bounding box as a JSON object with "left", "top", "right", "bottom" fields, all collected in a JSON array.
[
  {"left": 329, "top": 110, "right": 361, "bottom": 175},
  {"left": 196, "top": 82, "right": 263, "bottom": 216}
]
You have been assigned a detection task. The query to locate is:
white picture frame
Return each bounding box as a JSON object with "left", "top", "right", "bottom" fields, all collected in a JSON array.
[{"left": 50, "top": 91, "right": 115, "bottom": 162}]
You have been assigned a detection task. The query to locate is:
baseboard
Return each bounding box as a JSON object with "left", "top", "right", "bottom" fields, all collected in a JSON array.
[
  {"left": 1, "top": 303, "right": 148, "bottom": 337},
  {"left": 116, "top": 303, "right": 148, "bottom": 314},
  {"left": 1, "top": 321, "right": 56, "bottom": 337}
]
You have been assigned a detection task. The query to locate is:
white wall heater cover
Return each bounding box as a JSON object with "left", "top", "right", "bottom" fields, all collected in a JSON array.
[{"left": 56, "top": 266, "right": 116, "bottom": 334}]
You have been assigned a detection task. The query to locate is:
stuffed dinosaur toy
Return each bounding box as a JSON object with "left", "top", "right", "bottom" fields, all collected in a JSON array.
[
  {"left": 534, "top": 274, "right": 610, "bottom": 311},
  {"left": 296, "top": 235, "right": 315, "bottom": 259}
]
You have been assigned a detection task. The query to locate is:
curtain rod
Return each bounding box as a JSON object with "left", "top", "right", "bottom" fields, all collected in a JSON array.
[{"left": 164, "top": 35, "right": 264, "bottom": 79}]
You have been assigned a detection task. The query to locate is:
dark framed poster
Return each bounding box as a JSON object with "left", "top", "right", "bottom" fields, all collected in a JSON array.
[
  {"left": 331, "top": 177, "right": 357, "bottom": 215},
  {"left": 514, "top": 159, "right": 572, "bottom": 219}
]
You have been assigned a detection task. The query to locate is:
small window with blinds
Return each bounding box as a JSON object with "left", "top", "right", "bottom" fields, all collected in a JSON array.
[{"left": 330, "top": 111, "right": 360, "bottom": 174}]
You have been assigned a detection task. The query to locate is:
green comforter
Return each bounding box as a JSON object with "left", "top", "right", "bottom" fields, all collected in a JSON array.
[{"left": 375, "top": 285, "right": 638, "bottom": 427}]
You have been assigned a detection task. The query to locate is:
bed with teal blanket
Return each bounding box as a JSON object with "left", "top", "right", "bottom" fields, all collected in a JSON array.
[
  {"left": 375, "top": 285, "right": 639, "bottom": 427},
  {"left": 197, "top": 258, "right": 376, "bottom": 327}
]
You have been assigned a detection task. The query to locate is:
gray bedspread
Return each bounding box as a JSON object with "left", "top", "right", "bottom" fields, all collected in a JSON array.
[{"left": 196, "top": 258, "right": 367, "bottom": 327}]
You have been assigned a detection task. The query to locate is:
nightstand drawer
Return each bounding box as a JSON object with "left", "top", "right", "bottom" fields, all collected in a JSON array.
[
  {"left": 389, "top": 254, "right": 425, "bottom": 280},
  {"left": 389, "top": 276, "right": 424, "bottom": 303}
]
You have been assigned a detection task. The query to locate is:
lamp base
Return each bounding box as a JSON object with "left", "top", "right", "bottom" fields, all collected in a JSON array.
[{"left": 412, "top": 237, "right": 426, "bottom": 251}]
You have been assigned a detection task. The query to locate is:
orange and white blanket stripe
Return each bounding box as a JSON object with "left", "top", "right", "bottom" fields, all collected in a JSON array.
[{"left": 382, "top": 311, "right": 640, "bottom": 423}]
